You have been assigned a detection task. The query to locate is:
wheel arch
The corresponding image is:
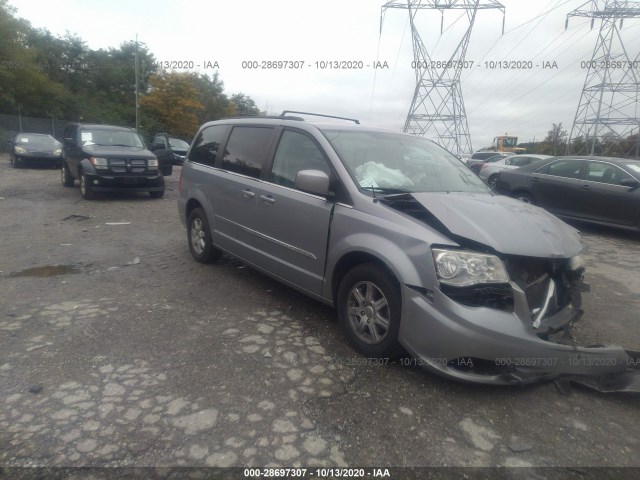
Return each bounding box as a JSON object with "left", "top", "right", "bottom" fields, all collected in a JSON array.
[{"left": 330, "top": 251, "right": 401, "bottom": 307}]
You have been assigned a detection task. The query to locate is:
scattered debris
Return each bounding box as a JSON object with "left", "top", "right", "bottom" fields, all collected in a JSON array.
[
  {"left": 105, "top": 222, "right": 131, "bottom": 226},
  {"left": 124, "top": 257, "right": 141, "bottom": 266},
  {"left": 509, "top": 439, "right": 533, "bottom": 453},
  {"left": 61, "top": 214, "right": 90, "bottom": 221},
  {"left": 28, "top": 385, "right": 43, "bottom": 394},
  {"left": 60, "top": 243, "right": 72, "bottom": 246},
  {"left": 263, "top": 351, "right": 272, "bottom": 358}
]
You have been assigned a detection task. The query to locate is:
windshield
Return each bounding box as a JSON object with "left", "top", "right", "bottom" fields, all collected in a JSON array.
[
  {"left": 15, "top": 134, "right": 59, "bottom": 146},
  {"left": 169, "top": 138, "right": 189, "bottom": 149},
  {"left": 322, "top": 129, "right": 490, "bottom": 194},
  {"left": 80, "top": 129, "right": 144, "bottom": 148}
]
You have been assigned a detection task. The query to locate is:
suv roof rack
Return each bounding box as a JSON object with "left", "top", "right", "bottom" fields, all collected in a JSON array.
[{"left": 280, "top": 111, "right": 360, "bottom": 125}]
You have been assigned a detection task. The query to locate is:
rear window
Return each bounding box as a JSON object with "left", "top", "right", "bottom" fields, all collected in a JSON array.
[{"left": 221, "top": 126, "right": 275, "bottom": 178}]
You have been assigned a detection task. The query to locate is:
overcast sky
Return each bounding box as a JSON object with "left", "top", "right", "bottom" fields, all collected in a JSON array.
[{"left": 12, "top": 0, "right": 640, "bottom": 151}]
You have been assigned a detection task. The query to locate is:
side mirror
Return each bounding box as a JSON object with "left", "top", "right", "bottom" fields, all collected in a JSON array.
[
  {"left": 295, "top": 170, "right": 330, "bottom": 196},
  {"left": 620, "top": 178, "right": 640, "bottom": 189}
]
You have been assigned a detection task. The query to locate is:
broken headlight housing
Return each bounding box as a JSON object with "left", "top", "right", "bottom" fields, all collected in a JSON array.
[{"left": 432, "top": 248, "right": 509, "bottom": 287}]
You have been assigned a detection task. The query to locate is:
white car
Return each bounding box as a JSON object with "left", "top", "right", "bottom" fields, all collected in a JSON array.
[{"left": 479, "top": 154, "right": 552, "bottom": 188}]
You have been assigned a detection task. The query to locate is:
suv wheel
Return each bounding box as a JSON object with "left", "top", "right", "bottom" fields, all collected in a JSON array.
[
  {"left": 161, "top": 165, "right": 173, "bottom": 176},
  {"left": 149, "top": 189, "right": 165, "bottom": 198},
  {"left": 80, "top": 172, "right": 96, "bottom": 200},
  {"left": 337, "top": 263, "right": 403, "bottom": 358},
  {"left": 61, "top": 161, "right": 74, "bottom": 187},
  {"left": 187, "top": 207, "right": 222, "bottom": 263}
]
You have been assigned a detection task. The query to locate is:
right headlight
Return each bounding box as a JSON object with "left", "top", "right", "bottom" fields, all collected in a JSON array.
[{"left": 432, "top": 248, "right": 509, "bottom": 287}]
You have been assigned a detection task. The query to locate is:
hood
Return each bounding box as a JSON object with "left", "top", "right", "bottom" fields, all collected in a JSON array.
[
  {"left": 82, "top": 145, "right": 154, "bottom": 158},
  {"left": 408, "top": 192, "right": 583, "bottom": 258}
]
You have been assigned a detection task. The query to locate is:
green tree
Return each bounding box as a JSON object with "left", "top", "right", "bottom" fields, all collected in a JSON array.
[
  {"left": 141, "top": 71, "right": 205, "bottom": 139},
  {"left": 229, "top": 93, "right": 260, "bottom": 115},
  {"left": 544, "top": 122, "right": 567, "bottom": 156}
]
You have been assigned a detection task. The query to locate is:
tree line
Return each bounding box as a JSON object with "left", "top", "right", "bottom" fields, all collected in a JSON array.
[
  {"left": 517, "top": 123, "right": 639, "bottom": 158},
  {"left": 0, "top": 0, "right": 260, "bottom": 141}
]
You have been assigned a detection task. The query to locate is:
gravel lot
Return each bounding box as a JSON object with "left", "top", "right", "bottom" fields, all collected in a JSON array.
[{"left": 1, "top": 154, "right": 639, "bottom": 477}]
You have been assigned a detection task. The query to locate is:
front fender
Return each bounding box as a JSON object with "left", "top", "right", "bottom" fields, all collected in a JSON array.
[
  {"left": 79, "top": 158, "right": 97, "bottom": 175},
  {"left": 323, "top": 205, "right": 449, "bottom": 303}
]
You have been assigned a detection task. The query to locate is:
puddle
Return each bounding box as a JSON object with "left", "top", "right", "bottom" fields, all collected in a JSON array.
[{"left": 10, "top": 265, "right": 82, "bottom": 278}]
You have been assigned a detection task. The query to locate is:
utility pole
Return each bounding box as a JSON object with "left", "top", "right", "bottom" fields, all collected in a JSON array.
[
  {"left": 135, "top": 33, "right": 140, "bottom": 133},
  {"left": 381, "top": 1, "right": 505, "bottom": 156},
  {"left": 566, "top": 0, "right": 640, "bottom": 156}
]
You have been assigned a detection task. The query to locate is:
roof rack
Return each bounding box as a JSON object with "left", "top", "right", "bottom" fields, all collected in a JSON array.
[
  {"left": 220, "top": 114, "right": 305, "bottom": 121},
  {"left": 280, "top": 111, "right": 360, "bottom": 125}
]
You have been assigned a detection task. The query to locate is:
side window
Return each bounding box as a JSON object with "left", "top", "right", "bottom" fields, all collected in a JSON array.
[
  {"left": 586, "top": 161, "right": 634, "bottom": 185},
  {"left": 221, "top": 126, "right": 274, "bottom": 178},
  {"left": 188, "top": 125, "right": 228, "bottom": 167},
  {"left": 546, "top": 160, "right": 584, "bottom": 179},
  {"left": 271, "top": 130, "right": 330, "bottom": 188},
  {"left": 64, "top": 125, "right": 76, "bottom": 141},
  {"left": 510, "top": 156, "right": 531, "bottom": 167},
  {"left": 154, "top": 135, "right": 167, "bottom": 148}
]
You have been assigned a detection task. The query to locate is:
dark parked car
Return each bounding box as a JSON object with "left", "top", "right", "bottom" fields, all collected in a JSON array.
[
  {"left": 495, "top": 156, "right": 640, "bottom": 231},
  {"left": 61, "top": 123, "right": 164, "bottom": 200},
  {"left": 466, "top": 152, "right": 512, "bottom": 174},
  {"left": 149, "top": 133, "right": 190, "bottom": 174},
  {"left": 479, "top": 154, "right": 552, "bottom": 188},
  {"left": 178, "top": 111, "right": 639, "bottom": 388},
  {"left": 8, "top": 133, "right": 62, "bottom": 168}
]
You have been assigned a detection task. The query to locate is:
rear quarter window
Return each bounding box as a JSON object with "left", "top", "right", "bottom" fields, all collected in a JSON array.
[
  {"left": 221, "top": 126, "right": 275, "bottom": 178},
  {"left": 188, "top": 125, "right": 229, "bottom": 167}
]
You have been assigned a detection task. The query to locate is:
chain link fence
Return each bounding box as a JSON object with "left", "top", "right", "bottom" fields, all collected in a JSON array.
[{"left": 0, "top": 113, "right": 72, "bottom": 152}]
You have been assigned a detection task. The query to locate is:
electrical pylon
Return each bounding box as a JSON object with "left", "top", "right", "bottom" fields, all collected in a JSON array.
[
  {"left": 381, "top": 1, "right": 505, "bottom": 156},
  {"left": 566, "top": 0, "right": 640, "bottom": 156}
]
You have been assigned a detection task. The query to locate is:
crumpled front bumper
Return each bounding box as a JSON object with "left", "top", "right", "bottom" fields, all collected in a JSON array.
[{"left": 398, "top": 284, "right": 640, "bottom": 392}]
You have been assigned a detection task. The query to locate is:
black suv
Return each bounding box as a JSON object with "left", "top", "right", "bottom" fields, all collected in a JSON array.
[{"left": 61, "top": 124, "right": 164, "bottom": 199}]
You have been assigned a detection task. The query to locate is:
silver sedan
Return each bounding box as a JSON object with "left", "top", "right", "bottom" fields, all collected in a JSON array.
[{"left": 479, "top": 154, "right": 552, "bottom": 188}]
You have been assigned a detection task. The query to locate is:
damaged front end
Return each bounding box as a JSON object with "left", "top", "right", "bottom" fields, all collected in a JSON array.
[{"left": 387, "top": 193, "right": 640, "bottom": 393}]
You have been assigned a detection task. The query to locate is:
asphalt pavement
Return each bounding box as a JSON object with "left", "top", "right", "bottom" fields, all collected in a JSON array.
[{"left": 1, "top": 156, "right": 639, "bottom": 478}]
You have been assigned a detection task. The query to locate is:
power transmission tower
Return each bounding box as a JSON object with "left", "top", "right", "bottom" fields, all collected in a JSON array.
[
  {"left": 566, "top": 0, "right": 640, "bottom": 156},
  {"left": 381, "top": 1, "right": 505, "bottom": 156}
]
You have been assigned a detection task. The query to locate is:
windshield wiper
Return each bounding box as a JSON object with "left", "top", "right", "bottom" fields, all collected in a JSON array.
[{"left": 361, "top": 186, "right": 412, "bottom": 195}]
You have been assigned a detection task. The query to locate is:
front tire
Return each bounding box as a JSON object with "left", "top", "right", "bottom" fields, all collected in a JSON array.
[
  {"left": 149, "top": 189, "right": 164, "bottom": 198},
  {"left": 61, "top": 161, "right": 74, "bottom": 187},
  {"left": 10, "top": 154, "right": 19, "bottom": 168},
  {"left": 187, "top": 207, "right": 222, "bottom": 264},
  {"left": 161, "top": 165, "right": 173, "bottom": 176},
  {"left": 80, "top": 172, "right": 96, "bottom": 200},
  {"left": 337, "top": 263, "right": 403, "bottom": 358}
]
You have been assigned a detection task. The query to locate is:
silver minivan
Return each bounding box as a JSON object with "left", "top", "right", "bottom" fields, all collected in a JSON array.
[{"left": 178, "top": 111, "right": 638, "bottom": 388}]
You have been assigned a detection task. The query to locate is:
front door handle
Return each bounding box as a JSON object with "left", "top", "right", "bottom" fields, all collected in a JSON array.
[
  {"left": 581, "top": 184, "right": 591, "bottom": 190},
  {"left": 531, "top": 177, "right": 540, "bottom": 183},
  {"left": 241, "top": 189, "right": 255, "bottom": 198},
  {"left": 260, "top": 194, "right": 275, "bottom": 204}
]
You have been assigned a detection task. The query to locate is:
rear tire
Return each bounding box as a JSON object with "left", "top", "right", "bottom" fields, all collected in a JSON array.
[
  {"left": 337, "top": 263, "right": 403, "bottom": 359},
  {"left": 488, "top": 174, "right": 499, "bottom": 189},
  {"left": 80, "top": 172, "right": 96, "bottom": 200},
  {"left": 514, "top": 192, "right": 535, "bottom": 205},
  {"left": 149, "top": 189, "right": 165, "bottom": 198},
  {"left": 187, "top": 207, "right": 222, "bottom": 264}
]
